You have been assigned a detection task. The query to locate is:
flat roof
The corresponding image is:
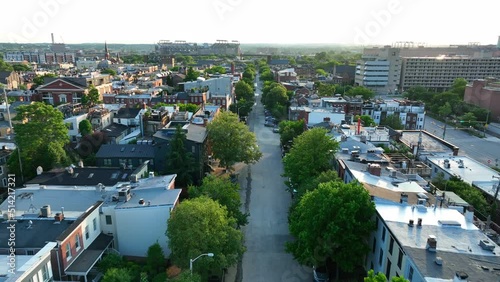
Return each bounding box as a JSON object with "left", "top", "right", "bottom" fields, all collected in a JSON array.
[
  {"left": 116, "top": 188, "right": 181, "bottom": 209},
  {"left": 65, "top": 234, "right": 113, "bottom": 275},
  {"left": 400, "top": 131, "right": 454, "bottom": 154},
  {"left": 345, "top": 160, "right": 427, "bottom": 193},
  {"left": 426, "top": 155, "right": 500, "bottom": 199},
  {"left": 0, "top": 219, "right": 70, "bottom": 249}
]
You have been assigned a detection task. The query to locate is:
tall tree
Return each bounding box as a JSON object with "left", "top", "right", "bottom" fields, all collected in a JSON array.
[
  {"left": 8, "top": 102, "right": 69, "bottom": 181},
  {"left": 32, "top": 73, "right": 56, "bottom": 86},
  {"left": 347, "top": 86, "right": 375, "bottom": 100},
  {"left": 287, "top": 182, "right": 376, "bottom": 277},
  {"left": 451, "top": 78, "right": 467, "bottom": 96},
  {"left": 207, "top": 111, "right": 262, "bottom": 171},
  {"left": 355, "top": 115, "right": 376, "bottom": 127},
  {"left": 184, "top": 67, "right": 201, "bottom": 82},
  {"left": 82, "top": 85, "right": 100, "bottom": 107},
  {"left": 164, "top": 125, "right": 195, "bottom": 187},
  {"left": 317, "top": 83, "right": 336, "bottom": 97},
  {"left": 145, "top": 242, "right": 166, "bottom": 278},
  {"left": 364, "top": 270, "right": 409, "bottom": 282},
  {"left": 234, "top": 80, "right": 254, "bottom": 102},
  {"left": 278, "top": 120, "right": 306, "bottom": 147},
  {"left": 283, "top": 128, "right": 339, "bottom": 189},
  {"left": 167, "top": 197, "right": 245, "bottom": 277},
  {"left": 189, "top": 175, "right": 248, "bottom": 227},
  {"left": 79, "top": 119, "right": 93, "bottom": 137},
  {"left": 380, "top": 114, "right": 404, "bottom": 130},
  {"left": 0, "top": 58, "right": 14, "bottom": 72}
]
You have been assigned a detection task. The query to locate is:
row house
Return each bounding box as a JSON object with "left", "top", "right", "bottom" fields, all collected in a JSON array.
[
  {"left": 88, "top": 107, "right": 113, "bottom": 131},
  {"left": 160, "top": 91, "right": 207, "bottom": 106},
  {"left": 103, "top": 93, "right": 153, "bottom": 108},
  {"left": 0, "top": 71, "right": 22, "bottom": 90},
  {"left": 362, "top": 99, "right": 426, "bottom": 130},
  {"left": 274, "top": 68, "right": 297, "bottom": 83}
]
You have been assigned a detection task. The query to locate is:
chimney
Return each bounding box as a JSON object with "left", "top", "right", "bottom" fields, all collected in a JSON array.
[
  {"left": 408, "top": 219, "right": 414, "bottom": 227},
  {"left": 464, "top": 206, "right": 474, "bottom": 222},
  {"left": 426, "top": 235, "right": 437, "bottom": 252},
  {"left": 400, "top": 193, "right": 408, "bottom": 204},
  {"left": 367, "top": 164, "right": 381, "bottom": 177},
  {"left": 78, "top": 160, "right": 84, "bottom": 168},
  {"left": 54, "top": 212, "right": 64, "bottom": 222},
  {"left": 453, "top": 271, "right": 468, "bottom": 282},
  {"left": 417, "top": 218, "right": 422, "bottom": 227},
  {"left": 51, "top": 33, "right": 55, "bottom": 44}
]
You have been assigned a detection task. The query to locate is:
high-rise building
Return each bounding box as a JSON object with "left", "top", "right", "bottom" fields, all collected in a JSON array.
[{"left": 355, "top": 47, "right": 401, "bottom": 94}]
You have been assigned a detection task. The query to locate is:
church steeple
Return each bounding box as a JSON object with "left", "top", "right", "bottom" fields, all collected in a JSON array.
[{"left": 104, "top": 41, "right": 110, "bottom": 60}]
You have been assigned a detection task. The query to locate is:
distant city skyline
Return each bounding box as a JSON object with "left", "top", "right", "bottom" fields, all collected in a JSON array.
[{"left": 1, "top": 0, "right": 499, "bottom": 46}]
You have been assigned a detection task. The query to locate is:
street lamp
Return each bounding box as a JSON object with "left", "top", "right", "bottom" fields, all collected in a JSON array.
[{"left": 189, "top": 252, "right": 214, "bottom": 275}]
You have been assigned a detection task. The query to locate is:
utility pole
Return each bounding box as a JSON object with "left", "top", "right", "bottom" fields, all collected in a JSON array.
[{"left": 2, "top": 86, "right": 24, "bottom": 183}]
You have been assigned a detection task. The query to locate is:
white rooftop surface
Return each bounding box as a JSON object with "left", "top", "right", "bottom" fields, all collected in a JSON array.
[
  {"left": 115, "top": 188, "right": 180, "bottom": 209},
  {"left": 0, "top": 175, "right": 177, "bottom": 219},
  {"left": 347, "top": 161, "right": 427, "bottom": 193},
  {"left": 0, "top": 255, "right": 32, "bottom": 278},
  {"left": 376, "top": 201, "right": 499, "bottom": 256},
  {"left": 427, "top": 155, "right": 500, "bottom": 199}
]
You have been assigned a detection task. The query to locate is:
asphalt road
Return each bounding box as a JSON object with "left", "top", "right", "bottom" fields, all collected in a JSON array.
[
  {"left": 241, "top": 75, "right": 312, "bottom": 282},
  {"left": 424, "top": 116, "right": 500, "bottom": 167}
]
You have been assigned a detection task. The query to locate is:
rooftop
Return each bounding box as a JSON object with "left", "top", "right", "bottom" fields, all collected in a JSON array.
[
  {"left": 0, "top": 219, "right": 70, "bottom": 249},
  {"left": 27, "top": 167, "right": 141, "bottom": 187},
  {"left": 95, "top": 144, "right": 155, "bottom": 159},
  {"left": 400, "top": 131, "right": 456, "bottom": 155},
  {"left": 101, "top": 123, "right": 129, "bottom": 137},
  {"left": 376, "top": 200, "right": 500, "bottom": 281}
]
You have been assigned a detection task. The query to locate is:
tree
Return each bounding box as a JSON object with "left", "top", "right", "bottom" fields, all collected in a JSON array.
[
  {"left": 283, "top": 128, "right": 339, "bottom": 189},
  {"left": 184, "top": 67, "right": 201, "bottom": 82},
  {"left": 146, "top": 242, "right": 166, "bottom": 277},
  {"left": 8, "top": 102, "right": 69, "bottom": 181},
  {"left": 189, "top": 175, "right": 248, "bottom": 227},
  {"left": 204, "top": 66, "right": 226, "bottom": 75},
  {"left": 167, "top": 271, "right": 201, "bottom": 282},
  {"left": 364, "top": 270, "right": 409, "bottom": 282},
  {"left": 98, "top": 253, "right": 125, "bottom": 273},
  {"left": 451, "top": 78, "right": 467, "bottom": 96},
  {"left": 234, "top": 80, "right": 254, "bottom": 102},
  {"left": 12, "top": 64, "right": 31, "bottom": 72},
  {"left": 263, "top": 84, "right": 288, "bottom": 113},
  {"left": 82, "top": 86, "right": 100, "bottom": 107},
  {"left": 286, "top": 182, "right": 376, "bottom": 276},
  {"left": 229, "top": 98, "right": 253, "bottom": 117},
  {"left": 355, "top": 115, "right": 376, "bottom": 127},
  {"left": 79, "top": 119, "right": 92, "bottom": 137},
  {"left": 278, "top": 120, "right": 306, "bottom": 147},
  {"left": 32, "top": 73, "right": 56, "bottom": 86},
  {"left": 164, "top": 125, "right": 195, "bottom": 187},
  {"left": 102, "top": 268, "right": 132, "bottom": 282},
  {"left": 459, "top": 112, "right": 477, "bottom": 127},
  {"left": 347, "top": 86, "right": 375, "bottom": 100},
  {"left": 297, "top": 170, "right": 339, "bottom": 198},
  {"left": 167, "top": 197, "right": 245, "bottom": 276},
  {"left": 0, "top": 58, "right": 14, "bottom": 72},
  {"left": 242, "top": 69, "right": 255, "bottom": 82},
  {"left": 380, "top": 114, "right": 404, "bottom": 130},
  {"left": 101, "top": 68, "right": 117, "bottom": 76},
  {"left": 317, "top": 83, "right": 336, "bottom": 97},
  {"left": 315, "top": 69, "right": 327, "bottom": 76},
  {"left": 438, "top": 102, "right": 452, "bottom": 118},
  {"left": 207, "top": 111, "right": 262, "bottom": 171}
]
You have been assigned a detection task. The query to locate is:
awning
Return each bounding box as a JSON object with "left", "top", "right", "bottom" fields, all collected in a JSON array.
[{"left": 65, "top": 234, "right": 113, "bottom": 276}]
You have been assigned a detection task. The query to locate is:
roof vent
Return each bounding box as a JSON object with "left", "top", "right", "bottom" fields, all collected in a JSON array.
[
  {"left": 435, "top": 257, "right": 443, "bottom": 266},
  {"left": 40, "top": 205, "right": 51, "bottom": 217},
  {"left": 408, "top": 219, "right": 414, "bottom": 227},
  {"left": 138, "top": 198, "right": 145, "bottom": 205},
  {"left": 479, "top": 239, "right": 495, "bottom": 251},
  {"left": 453, "top": 271, "right": 468, "bottom": 282}
]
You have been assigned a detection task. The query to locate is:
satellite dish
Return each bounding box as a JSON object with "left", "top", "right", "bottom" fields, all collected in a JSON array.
[{"left": 36, "top": 166, "right": 43, "bottom": 175}]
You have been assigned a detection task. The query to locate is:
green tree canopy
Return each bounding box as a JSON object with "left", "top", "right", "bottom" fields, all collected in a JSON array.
[
  {"left": 78, "top": 119, "right": 92, "bottom": 136},
  {"left": 347, "top": 86, "right": 375, "bottom": 100},
  {"left": 101, "top": 68, "right": 117, "bottom": 76},
  {"left": 459, "top": 112, "right": 477, "bottom": 126},
  {"left": 189, "top": 174, "right": 248, "bottom": 227},
  {"left": 438, "top": 102, "right": 452, "bottom": 118},
  {"left": 145, "top": 242, "right": 166, "bottom": 278},
  {"left": 234, "top": 80, "right": 254, "bottom": 102},
  {"left": 364, "top": 270, "right": 409, "bottom": 282},
  {"left": 12, "top": 64, "right": 31, "bottom": 72},
  {"left": 82, "top": 86, "right": 100, "bottom": 107},
  {"left": 317, "top": 83, "right": 336, "bottom": 97},
  {"left": 278, "top": 120, "right": 306, "bottom": 147},
  {"left": 167, "top": 197, "right": 245, "bottom": 276},
  {"left": 283, "top": 128, "right": 339, "bottom": 189},
  {"left": 33, "top": 73, "right": 56, "bottom": 86},
  {"left": 452, "top": 78, "right": 467, "bottom": 96},
  {"left": 315, "top": 69, "right": 327, "bottom": 76},
  {"left": 287, "top": 181, "right": 376, "bottom": 273},
  {"left": 355, "top": 115, "right": 376, "bottom": 127},
  {"left": 102, "top": 268, "right": 132, "bottom": 282},
  {"left": 8, "top": 102, "right": 69, "bottom": 181},
  {"left": 207, "top": 111, "right": 262, "bottom": 171},
  {"left": 0, "top": 58, "right": 14, "bottom": 72},
  {"left": 184, "top": 67, "right": 201, "bottom": 82},
  {"left": 380, "top": 114, "right": 404, "bottom": 130},
  {"left": 164, "top": 125, "right": 195, "bottom": 187},
  {"left": 204, "top": 65, "right": 226, "bottom": 75}
]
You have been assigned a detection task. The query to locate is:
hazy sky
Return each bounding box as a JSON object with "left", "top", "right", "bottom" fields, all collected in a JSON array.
[{"left": 1, "top": 0, "right": 499, "bottom": 46}]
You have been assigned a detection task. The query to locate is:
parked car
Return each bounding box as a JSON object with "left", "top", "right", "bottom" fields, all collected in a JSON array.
[
  {"left": 273, "top": 127, "right": 279, "bottom": 133},
  {"left": 264, "top": 121, "right": 274, "bottom": 127}
]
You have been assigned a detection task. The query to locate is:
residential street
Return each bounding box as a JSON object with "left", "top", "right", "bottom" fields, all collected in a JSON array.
[{"left": 239, "top": 76, "right": 312, "bottom": 282}]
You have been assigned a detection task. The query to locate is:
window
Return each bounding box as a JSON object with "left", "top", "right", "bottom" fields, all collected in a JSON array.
[
  {"left": 378, "top": 248, "right": 383, "bottom": 266},
  {"left": 389, "top": 236, "right": 394, "bottom": 255},
  {"left": 27, "top": 250, "right": 34, "bottom": 255},
  {"left": 93, "top": 218, "right": 97, "bottom": 231},
  {"left": 41, "top": 263, "right": 50, "bottom": 282},
  {"left": 85, "top": 226, "right": 89, "bottom": 239},
  {"left": 65, "top": 242, "right": 71, "bottom": 260},
  {"left": 106, "top": 215, "right": 112, "bottom": 225},
  {"left": 385, "top": 258, "right": 392, "bottom": 279},
  {"left": 104, "top": 159, "right": 112, "bottom": 166},
  {"left": 372, "top": 237, "right": 376, "bottom": 253},
  {"left": 408, "top": 266, "right": 414, "bottom": 281},
  {"left": 397, "top": 249, "right": 403, "bottom": 269},
  {"left": 381, "top": 227, "right": 386, "bottom": 242},
  {"left": 75, "top": 234, "right": 81, "bottom": 250}
]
